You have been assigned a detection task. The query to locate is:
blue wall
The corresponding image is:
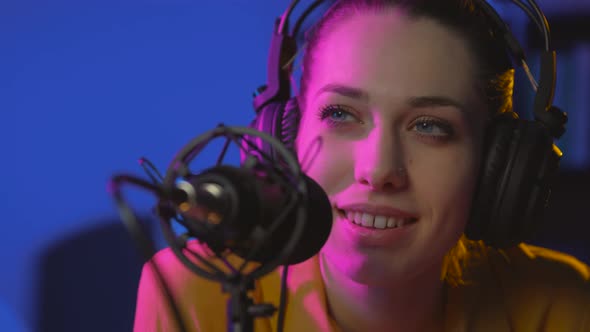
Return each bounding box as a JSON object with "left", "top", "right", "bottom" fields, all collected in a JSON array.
[
  {"left": 1, "top": 1, "right": 285, "bottom": 330},
  {"left": 1, "top": 1, "right": 589, "bottom": 331}
]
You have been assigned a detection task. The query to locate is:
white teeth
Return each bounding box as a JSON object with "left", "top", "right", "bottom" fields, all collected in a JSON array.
[
  {"left": 361, "top": 213, "right": 374, "bottom": 227},
  {"left": 346, "top": 211, "right": 354, "bottom": 221},
  {"left": 374, "top": 215, "right": 387, "bottom": 229},
  {"left": 342, "top": 210, "right": 415, "bottom": 229},
  {"left": 387, "top": 217, "right": 396, "bottom": 228},
  {"left": 354, "top": 212, "right": 363, "bottom": 225}
]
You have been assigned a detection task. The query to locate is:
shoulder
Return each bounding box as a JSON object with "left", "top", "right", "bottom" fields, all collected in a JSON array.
[
  {"left": 489, "top": 244, "right": 590, "bottom": 329},
  {"left": 138, "top": 240, "right": 270, "bottom": 302},
  {"left": 499, "top": 243, "right": 590, "bottom": 286},
  {"left": 134, "top": 241, "right": 266, "bottom": 332},
  {"left": 145, "top": 240, "right": 222, "bottom": 283}
]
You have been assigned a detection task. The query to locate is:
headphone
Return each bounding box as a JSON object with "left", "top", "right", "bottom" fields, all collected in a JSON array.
[{"left": 243, "top": 0, "right": 568, "bottom": 248}]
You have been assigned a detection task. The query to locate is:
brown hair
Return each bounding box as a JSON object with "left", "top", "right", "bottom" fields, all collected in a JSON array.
[
  {"left": 297, "top": 0, "right": 514, "bottom": 286},
  {"left": 298, "top": 0, "right": 515, "bottom": 117}
]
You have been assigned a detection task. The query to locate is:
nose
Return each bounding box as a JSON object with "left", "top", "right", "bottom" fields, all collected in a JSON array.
[{"left": 354, "top": 129, "right": 408, "bottom": 192}]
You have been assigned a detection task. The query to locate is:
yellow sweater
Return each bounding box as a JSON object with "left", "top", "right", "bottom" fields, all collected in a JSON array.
[{"left": 134, "top": 242, "right": 590, "bottom": 331}]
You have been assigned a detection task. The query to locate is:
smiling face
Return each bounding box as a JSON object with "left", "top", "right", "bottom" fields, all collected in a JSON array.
[{"left": 295, "top": 9, "right": 489, "bottom": 285}]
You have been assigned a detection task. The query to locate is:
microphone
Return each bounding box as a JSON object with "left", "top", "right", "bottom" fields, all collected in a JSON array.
[
  {"left": 110, "top": 125, "right": 330, "bottom": 332},
  {"left": 167, "top": 164, "right": 333, "bottom": 265}
]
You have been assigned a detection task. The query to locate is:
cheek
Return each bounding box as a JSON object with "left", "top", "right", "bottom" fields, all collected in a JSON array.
[
  {"left": 409, "top": 141, "right": 481, "bottom": 224},
  {"left": 295, "top": 120, "right": 352, "bottom": 196}
]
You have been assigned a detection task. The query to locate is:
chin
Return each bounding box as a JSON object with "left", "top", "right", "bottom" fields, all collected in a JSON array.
[{"left": 322, "top": 244, "right": 420, "bottom": 285}]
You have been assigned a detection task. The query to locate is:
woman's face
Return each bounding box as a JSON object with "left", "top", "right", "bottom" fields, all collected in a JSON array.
[{"left": 295, "top": 9, "right": 489, "bottom": 285}]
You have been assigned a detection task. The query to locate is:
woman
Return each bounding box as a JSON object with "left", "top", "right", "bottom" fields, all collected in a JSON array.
[{"left": 134, "top": 1, "right": 590, "bottom": 331}]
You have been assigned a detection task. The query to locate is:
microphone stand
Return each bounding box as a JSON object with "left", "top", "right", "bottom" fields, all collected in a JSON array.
[{"left": 223, "top": 274, "right": 276, "bottom": 332}]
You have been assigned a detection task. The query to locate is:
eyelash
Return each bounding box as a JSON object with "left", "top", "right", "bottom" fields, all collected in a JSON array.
[
  {"left": 317, "top": 104, "right": 358, "bottom": 128},
  {"left": 317, "top": 104, "right": 455, "bottom": 141},
  {"left": 410, "top": 117, "right": 454, "bottom": 141}
]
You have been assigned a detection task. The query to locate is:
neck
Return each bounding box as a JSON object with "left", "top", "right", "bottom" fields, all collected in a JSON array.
[{"left": 319, "top": 253, "right": 447, "bottom": 332}]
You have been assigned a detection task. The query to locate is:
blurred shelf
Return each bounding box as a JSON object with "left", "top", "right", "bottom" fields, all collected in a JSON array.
[{"left": 537, "top": 0, "right": 590, "bottom": 16}]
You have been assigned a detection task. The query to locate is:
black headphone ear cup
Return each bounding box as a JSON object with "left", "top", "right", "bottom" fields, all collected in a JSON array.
[
  {"left": 241, "top": 97, "right": 301, "bottom": 165},
  {"left": 467, "top": 113, "right": 560, "bottom": 248},
  {"left": 467, "top": 114, "right": 517, "bottom": 245}
]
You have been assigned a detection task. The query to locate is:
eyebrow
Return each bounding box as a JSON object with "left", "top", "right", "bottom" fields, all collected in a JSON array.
[
  {"left": 314, "top": 83, "right": 468, "bottom": 113},
  {"left": 315, "top": 83, "right": 369, "bottom": 101},
  {"left": 407, "top": 96, "right": 467, "bottom": 114}
]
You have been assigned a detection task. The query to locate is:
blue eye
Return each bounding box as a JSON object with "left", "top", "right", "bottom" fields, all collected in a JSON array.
[
  {"left": 317, "top": 105, "right": 357, "bottom": 127},
  {"left": 329, "top": 110, "right": 348, "bottom": 120},
  {"left": 412, "top": 118, "right": 453, "bottom": 138},
  {"left": 416, "top": 121, "right": 439, "bottom": 133}
]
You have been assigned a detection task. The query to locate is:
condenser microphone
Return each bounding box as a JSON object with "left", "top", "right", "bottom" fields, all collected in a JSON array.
[
  {"left": 111, "top": 125, "right": 331, "bottom": 332},
  {"left": 166, "top": 164, "right": 333, "bottom": 265}
]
